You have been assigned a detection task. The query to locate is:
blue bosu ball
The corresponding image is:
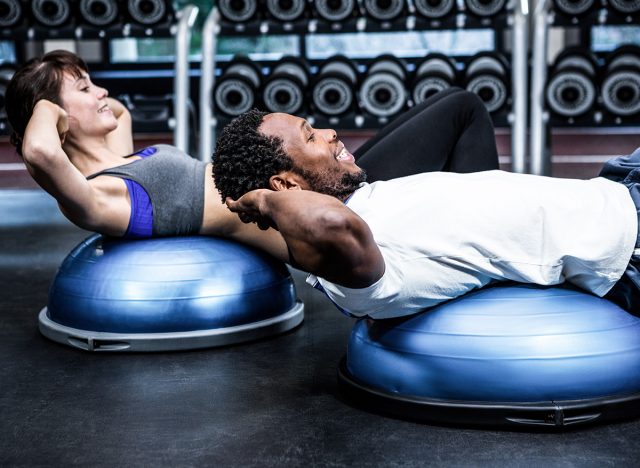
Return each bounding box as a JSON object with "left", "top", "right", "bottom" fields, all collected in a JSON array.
[
  {"left": 39, "top": 234, "right": 304, "bottom": 352},
  {"left": 338, "top": 285, "right": 640, "bottom": 429}
]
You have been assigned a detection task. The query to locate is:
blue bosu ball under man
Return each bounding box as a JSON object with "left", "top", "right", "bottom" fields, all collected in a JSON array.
[{"left": 338, "top": 285, "right": 640, "bottom": 429}]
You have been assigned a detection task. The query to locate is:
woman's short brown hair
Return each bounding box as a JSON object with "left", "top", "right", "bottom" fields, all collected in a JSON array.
[{"left": 5, "top": 49, "right": 88, "bottom": 156}]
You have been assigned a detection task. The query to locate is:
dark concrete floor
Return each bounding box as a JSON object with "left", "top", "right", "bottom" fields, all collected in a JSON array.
[{"left": 2, "top": 190, "right": 640, "bottom": 467}]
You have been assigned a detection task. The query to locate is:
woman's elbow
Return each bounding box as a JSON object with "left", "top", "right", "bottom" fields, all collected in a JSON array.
[{"left": 22, "top": 140, "right": 55, "bottom": 165}]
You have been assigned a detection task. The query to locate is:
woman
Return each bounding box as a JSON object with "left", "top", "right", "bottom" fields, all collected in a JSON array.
[
  {"left": 5, "top": 50, "right": 499, "bottom": 262},
  {"left": 6, "top": 49, "right": 288, "bottom": 258}
]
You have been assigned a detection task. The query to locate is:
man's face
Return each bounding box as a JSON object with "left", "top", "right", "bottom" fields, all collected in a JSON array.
[{"left": 259, "top": 113, "right": 366, "bottom": 199}]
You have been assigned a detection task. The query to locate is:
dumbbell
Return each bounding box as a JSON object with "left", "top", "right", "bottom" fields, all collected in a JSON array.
[
  {"left": 607, "top": 0, "right": 640, "bottom": 15},
  {"left": 411, "top": 53, "right": 457, "bottom": 104},
  {"left": 464, "top": 52, "right": 509, "bottom": 113},
  {"left": 31, "top": 0, "right": 72, "bottom": 27},
  {"left": 546, "top": 49, "right": 598, "bottom": 117},
  {"left": 214, "top": 58, "right": 262, "bottom": 117},
  {"left": 218, "top": 0, "right": 259, "bottom": 23},
  {"left": 414, "top": 0, "right": 456, "bottom": 19},
  {"left": 126, "top": 0, "right": 169, "bottom": 26},
  {"left": 312, "top": 0, "right": 358, "bottom": 22},
  {"left": 78, "top": 0, "right": 121, "bottom": 27},
  {"left": 0, "top": 0, "right": 22, "bottom": 28},
  {"left": 311, "top": 55, "right": 358, "bottom": 116},
  {"left": 264, "top": 0, "right": 307, "bottom": 22},
  {"left": 262, "top": 57, "right": 309, "bottom": 114},
  {"left": 552, "top": 0, "right": 595, "bottom": 16},
  {"left": 600, "top": 45, "right": 640, "bottom": 117},
  {"left": 463, "top": 0, "right": 507, "bottom": 17},
  {"left": 361, "top": 0, "right": 406, "bottom": 21},
  {"left": 359, "top": 55, "right": 407, "bottom": 118}
]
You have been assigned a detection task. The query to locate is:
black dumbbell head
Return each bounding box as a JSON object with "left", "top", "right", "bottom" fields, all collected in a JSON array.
[
  {"left": 0, "top": 0, "right": 22, "bottom": 28},
  {"left": 312, "top": 55, "right": 358, "bottom": 115},
  {"left": 362, "top": 0, "right": 406, "bottom": 21},
  {"left": 607, "top": 0, "right": 640, "bottom": 15},
  {"left": 31, "top": 0, "right": 72, "bottom": 27},
  {"left": 218, "top": 0, "right": 259, "bottom": 22},
  {"left": 546, "top": 49, "right": 597, "bottom": 117},
  {"left": 464, "top": 52, "right": 509, "bottom": 113},
  {"left": 313, "top": 0, "right": 357, "bottom": 22},
  {"left": 464, "top": 0, "right": 507, "bottom": 17},
  {"left": 414, "top": 0, "right": 456, "bottom": 19},
  {"left": 552, "top": 0, "right": 595, "bottom": 16},
  {"left": 127, "top": 0, "right": 167, "bottom": 26},
  {"left": 79, "top": 0, "right": 120, "bottom": 27}
]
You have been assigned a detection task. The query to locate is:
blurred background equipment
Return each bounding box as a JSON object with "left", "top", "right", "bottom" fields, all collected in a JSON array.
[
  {"left": 358, "top": 55, "right": 407, "bottom": 118},
  {"left": 217, "top": 0, "right": 259, "bottom": 23},
  {"left": 312, "top": 0, "right": 358, "bottom": 22},
  {"left": 413, "top": 0, "right": 456, "bottom": 19},
  {"left": 0, "top": 0, "right": 22, "bottom": 28},
  {"left": 0, "top": 64, "right": 16, "bottom": 136},
  {"left": 264, "top": 0, "right": 307, "bottom": 22},
  {"left": 117, "top": 93, "right": 174, "bottom": 133},
  {"left": 311, "top": 55, "right": 359, "bottom": 116},
  {"left": 31, "top": 0, "right": 72, "bottom": 27},
  {"left": 464, "top": 52, "right": 509, "bottom": 114},
  {"left": 600, "top": 45, "right": 640, "bottom": 117},
  {"left": 463, "top": 0, "right": 507, "bottom": 17},
  {"left": 361, "top": 0, "right": 406, "bottom": 21},
  {"left": 126, "top": 0, "right": 168, "bottom": 26},
  {"left": 607, "top": 0, "right": 640, "bottom": 15},
  {"left": 411, "top": 53, "right": 457, "bottom": 104},
  {"left": 214, "top": 57, "right": 263, "bottom": 117},
  {"left": 78, "top": 0, "right": 120, "bottom": 27},
  {"left": 545, "top": 48, "right": 598, "bottom": 118},
  {"left": 551, "top": 0, "right": 595, "bottom": 16},
  {"left": 262, "top": 56, "right": 309, "bottom": 114}
]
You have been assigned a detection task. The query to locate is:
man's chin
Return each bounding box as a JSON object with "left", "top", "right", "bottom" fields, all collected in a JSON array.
[{"left": 294, "top": 165, "right": 367, "bottom": 200}]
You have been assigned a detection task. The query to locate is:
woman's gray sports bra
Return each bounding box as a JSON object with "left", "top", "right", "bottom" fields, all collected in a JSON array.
[{"left": 87, "top": 144, "right": 208, "bottom": 236}]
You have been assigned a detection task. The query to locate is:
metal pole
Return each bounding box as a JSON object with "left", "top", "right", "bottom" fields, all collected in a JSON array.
[
  {"left": 530, "top": 0, "right": 551, "bottom": 175},
  {"left": 199, "top": 7, "right": 220, "bottom": 162},
  {"left": 511, "top": 0, "right": 529, "bottom": 174},
  {"left": 173, "top": 5, "right": 199, "bottom": 153}
]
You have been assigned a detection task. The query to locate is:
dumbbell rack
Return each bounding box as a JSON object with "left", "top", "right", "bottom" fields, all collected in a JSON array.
[
  {"left": 530, "top": 0, "right": 640, "bottom": 175},
  {"left": 1, "top": 1, "right": 198, "bottom": 153},
  {"left": 199, "top": 2, "right": 530, "bottom": 174}
]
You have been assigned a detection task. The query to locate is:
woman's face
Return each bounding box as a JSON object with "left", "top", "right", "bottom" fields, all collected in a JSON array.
[{"left": 58, "top": 71, "right": 118, "bottom": 139}]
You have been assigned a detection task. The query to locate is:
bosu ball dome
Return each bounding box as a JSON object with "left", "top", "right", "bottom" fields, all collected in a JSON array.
[
  {"left": 39, "top": 234, "right": 304, "bottom": 352},
  {"left": 338, "top": 285, "right": 640, "bottom": 429}
]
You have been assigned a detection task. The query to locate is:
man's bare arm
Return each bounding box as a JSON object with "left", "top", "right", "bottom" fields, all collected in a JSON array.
[{"left": 226, "top": 189, "right": 385, "bottom": 288}]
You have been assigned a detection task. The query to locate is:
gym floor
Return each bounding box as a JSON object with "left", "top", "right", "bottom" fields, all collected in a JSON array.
[{"left": 2, "top": 190, "right": 640, "bottom": 467}]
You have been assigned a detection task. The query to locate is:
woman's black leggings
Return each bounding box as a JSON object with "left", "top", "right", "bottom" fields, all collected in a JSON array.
[{"left": 355, "top": 87, "right": 500, "bottom": 182}]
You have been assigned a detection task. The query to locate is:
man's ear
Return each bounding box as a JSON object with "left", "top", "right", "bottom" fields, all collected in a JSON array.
[{"left": 269, "top": 172, "right": 304, "bottom": 191}]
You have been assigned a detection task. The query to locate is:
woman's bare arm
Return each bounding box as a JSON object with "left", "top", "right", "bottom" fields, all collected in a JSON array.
[{"left": 21, "top": 99, "right": 124, "bottom": 233}]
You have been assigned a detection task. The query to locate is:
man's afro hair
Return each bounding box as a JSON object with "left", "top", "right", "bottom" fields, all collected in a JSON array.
[{"left": 212, "top": 109, "right": 294, "bottom": 202}]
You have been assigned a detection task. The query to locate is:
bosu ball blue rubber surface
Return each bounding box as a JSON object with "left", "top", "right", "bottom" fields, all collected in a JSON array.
[
  {"left": 337, "top": 285, "right": 640, "bottom": 429},
  {"left": 39, "top": 234, "right": 304, "bottom": 352}
]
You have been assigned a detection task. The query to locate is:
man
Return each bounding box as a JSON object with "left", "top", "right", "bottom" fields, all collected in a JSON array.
[{"left": 212, "top": 109, "right": 640, "bottom": 319}]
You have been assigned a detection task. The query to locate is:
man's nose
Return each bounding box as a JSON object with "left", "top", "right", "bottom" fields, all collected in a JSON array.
[{"left": 324, "top": 129, "right": 337, "bottom": 142}]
